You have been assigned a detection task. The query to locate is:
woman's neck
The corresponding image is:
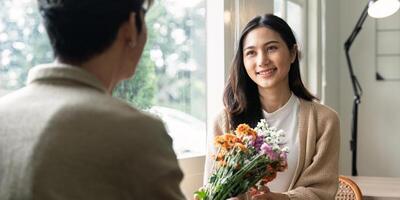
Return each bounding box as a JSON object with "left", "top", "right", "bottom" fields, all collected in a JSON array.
[{"left": 258, "top": 85, "right": 292, "bottom": 113}]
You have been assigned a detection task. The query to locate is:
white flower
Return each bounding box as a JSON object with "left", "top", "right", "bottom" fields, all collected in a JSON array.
[
  {"left": 277, "top": 130, "right": 285, "bottom": 137},
  {"left": 282, "top": 146, "right": 289, "bottom": 153}
]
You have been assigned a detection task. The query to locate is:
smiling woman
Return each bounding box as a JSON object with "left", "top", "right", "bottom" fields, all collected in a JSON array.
[{"left": 206, "top": 14, "right": 340, "bottom": 199}]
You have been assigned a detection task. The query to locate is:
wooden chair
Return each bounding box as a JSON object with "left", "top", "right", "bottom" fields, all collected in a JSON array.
[{"left": 335, "top": 175, "right": 363, "bottom": 200}]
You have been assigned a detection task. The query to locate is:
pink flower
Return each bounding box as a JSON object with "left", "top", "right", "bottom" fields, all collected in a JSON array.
[
  {"left": 280, "top": 151, "right": 288, "bottom": 159},
  {"left": 260, "top": 143, "right": 277, "bottom": 160}
]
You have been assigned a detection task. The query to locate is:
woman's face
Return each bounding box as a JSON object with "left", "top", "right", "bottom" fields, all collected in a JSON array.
[{"left": 242, "top": 27, "right": 295, "bottom": 91}]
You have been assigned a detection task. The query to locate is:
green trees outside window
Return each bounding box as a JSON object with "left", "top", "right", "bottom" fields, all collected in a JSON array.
[{"left": 0, "top": 0, "right": 206, "bottom": 157}]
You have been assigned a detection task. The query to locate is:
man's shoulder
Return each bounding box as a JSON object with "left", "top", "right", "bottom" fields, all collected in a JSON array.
[
  {"left": 42, "top": 94, "right": 170, "bottom": 157},
  {"left": 54, "top": 93, "right": 163, "bottom": 131}
]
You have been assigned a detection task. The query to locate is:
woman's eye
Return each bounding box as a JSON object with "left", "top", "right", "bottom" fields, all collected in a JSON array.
[
  {"left": 266, "top": 46, "right": 278, "bottom": 52},
  {"left": 245, "top": 51, "right": 256, "bottom": 56}
]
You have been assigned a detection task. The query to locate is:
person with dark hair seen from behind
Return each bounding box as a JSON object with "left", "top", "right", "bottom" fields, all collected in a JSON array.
[
  {"left": 205, "top": 14, "right": 340, "bottom": 200},
  {"left": 0, "top": 0, "right": 185, "bottom": 199}
]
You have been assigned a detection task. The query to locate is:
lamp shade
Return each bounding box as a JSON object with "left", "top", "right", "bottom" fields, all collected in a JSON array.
[{"left": 368, "top": 0, "right": 400, "bottom": 18}]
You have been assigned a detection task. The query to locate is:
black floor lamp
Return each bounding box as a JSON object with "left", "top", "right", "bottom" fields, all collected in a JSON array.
[{"left": 344, "top": 0, "right": 400, "bottom": 176}]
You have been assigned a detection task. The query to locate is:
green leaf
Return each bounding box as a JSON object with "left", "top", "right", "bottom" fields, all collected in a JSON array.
[{"left": 194, "top": 190, "right": 207, "bottom": 200}]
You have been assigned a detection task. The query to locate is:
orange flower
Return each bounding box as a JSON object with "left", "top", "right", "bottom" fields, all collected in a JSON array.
[
  {"left": 247, "top": 129, "right": 257, "bottom": 138},
  {"left": 214, "top": 133, "right": 241, "bottom": 151},
  {"left": 223, "top": 133, "right": 238, "bottom": 142},
  {"left": 235, "top": 123, "right": 257, "bottom": 139},
  {"left": 216, "top": 149, "right": 227, "bottom": 161},
  {"left": 236, "top": 124, "right": 251, "bottom": 136},
  {"left": 234, "top": 143, "right": 247, "bottom": 152},
  {"left": 222, "top": 133, "right": 239, "bottom": 149},
  {"left": 214, "top": 135, "right": 225, "bottom": 147},
  {"left": 218, "top": 160, "right": 227, "bottom": 167}
]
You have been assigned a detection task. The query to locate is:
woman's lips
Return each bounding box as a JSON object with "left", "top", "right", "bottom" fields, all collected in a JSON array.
[{"left": 256, "top": 68, "right": 277, "bottom": 77}]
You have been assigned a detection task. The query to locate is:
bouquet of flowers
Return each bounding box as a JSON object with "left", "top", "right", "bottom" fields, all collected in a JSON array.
[{"left": 195, "top": 119, "right": 289, "bottom": 200}]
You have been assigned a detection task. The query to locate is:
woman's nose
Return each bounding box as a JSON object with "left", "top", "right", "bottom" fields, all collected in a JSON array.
[{"left": 257, "top": 52, "right": 269, "bottom": 67}]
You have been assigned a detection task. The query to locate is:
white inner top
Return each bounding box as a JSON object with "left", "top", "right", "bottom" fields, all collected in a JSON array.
[{"left": 262, "top": 93, "right": 300, "bottom": 192}]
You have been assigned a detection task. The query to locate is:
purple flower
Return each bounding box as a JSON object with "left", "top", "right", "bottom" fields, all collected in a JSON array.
[{"left": 253, "top": 136, "right": 264, "bottom": 150}]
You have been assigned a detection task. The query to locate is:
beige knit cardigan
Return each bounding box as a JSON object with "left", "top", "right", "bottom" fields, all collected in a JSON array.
[{"left": 207, "top": 98, "right": 340, "bottom": 200}]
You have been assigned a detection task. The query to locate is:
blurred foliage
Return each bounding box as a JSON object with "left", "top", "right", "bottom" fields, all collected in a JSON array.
[
  {"left": 0, "top": 0, "right": 52, "bottom": 90},
  {"left": 0, "top": 0, "right": 206, "bottom": 120},
  {"left": 114, "top": 0, "right": 206, "bottom": 121},
  {"left": 112, "top": 50, "right": 157, "bottom": 109}
]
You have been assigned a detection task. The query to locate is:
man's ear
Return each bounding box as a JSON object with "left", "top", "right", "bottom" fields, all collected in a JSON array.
[
  {"left": 121, "top": 12, "right": 138, "bottom": 47},
  {"left": 290, "top": 44, "right": 298, "bottom": 63}
]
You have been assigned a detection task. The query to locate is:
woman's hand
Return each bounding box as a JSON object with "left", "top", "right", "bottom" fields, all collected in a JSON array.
[
  {"left": 251, "top": 192, "right": 290, "bottom": 200},
  {"left": 226, "top": 192, "right": 249, "bottom": 200},
  {"left": 227, "top": 187, "right": 289, "bottom": 200},
  {"left": 227, "top": 186, "right": 271, "bottom": 200}
]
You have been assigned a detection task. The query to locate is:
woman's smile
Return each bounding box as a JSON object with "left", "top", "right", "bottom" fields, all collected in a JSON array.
[{"left": 256, "top": 67, "right": 277, "bottom": 78}]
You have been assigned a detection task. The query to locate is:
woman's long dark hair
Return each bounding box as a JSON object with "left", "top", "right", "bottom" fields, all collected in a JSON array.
[{"left": 223, "top": 14, "right": 317, "bottom": 129}]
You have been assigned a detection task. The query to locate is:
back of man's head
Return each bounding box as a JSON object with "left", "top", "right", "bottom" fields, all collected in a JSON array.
[{"left": 37, "top": 0, "right": 150, "bottom": 64}]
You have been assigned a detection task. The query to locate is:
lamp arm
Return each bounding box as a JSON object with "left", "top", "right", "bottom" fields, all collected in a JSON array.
[
  {"left": 345, "top": 3, "right": 369, "bottom": 51},
  {"left": 343, "top": 1, "right": 370, "bottom": 176},
  {"left": 344, "top": 2, "right": 367, "bottom": 98}
]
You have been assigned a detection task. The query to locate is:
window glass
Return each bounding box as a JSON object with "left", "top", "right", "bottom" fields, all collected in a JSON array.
[
  {"left": 287, "top": 1, "right": 303, "bottom": 49},
  {"left": 274, "top": 0, "right": 283, "bottom": 17},
  {"left": 0, "top": 0, "right": 207, "bottom": 158},
  {"left": 0, "top": 0, "right": 52, "bottom": 95},
  {"left": 273, "top": 0, "right": 304, "bottom": 49},
  {"left": 274, "top": 0, "right": 307, "bottom": 83}
]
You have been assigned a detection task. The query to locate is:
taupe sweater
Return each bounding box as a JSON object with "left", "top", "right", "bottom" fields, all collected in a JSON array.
[
  {"left": 0, "top": 64, "right": 185, "bottom": 200},
  {"left": 207, "top": 98, "right": 340, "bottom": 200}
]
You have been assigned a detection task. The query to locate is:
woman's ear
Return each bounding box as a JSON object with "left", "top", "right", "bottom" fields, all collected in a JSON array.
[{"left": 290, "top": 44, "right": 298, "bottom": 63}]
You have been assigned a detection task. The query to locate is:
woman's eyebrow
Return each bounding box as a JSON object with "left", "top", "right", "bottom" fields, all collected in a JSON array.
[{"left": 243, "top": 40, "right": 279, "bottom": 51}]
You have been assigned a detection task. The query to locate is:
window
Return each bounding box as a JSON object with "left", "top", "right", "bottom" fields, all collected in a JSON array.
[
  {"left": 113, "top": 0, "right": 207, "bottom": 158},
  {"left": 274, "top": 0, "right": 306, "bottom": 58},
  {"left": 0, "top": 0, "right": 52, "bottom": 96},
  {"left": 287, "top": 1, "right": 305, "bottom": 49},
  {"left": 274, "top": 0, "right": 309, "bottom": 89},
  {"left": 0, "top": 0, "right": 207, "bottom": 158}
]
